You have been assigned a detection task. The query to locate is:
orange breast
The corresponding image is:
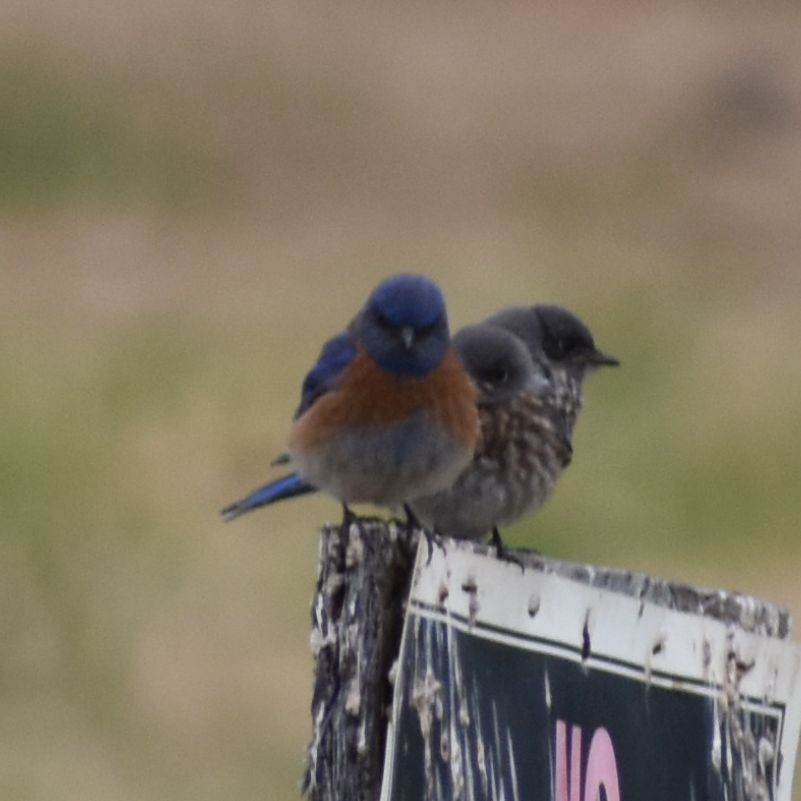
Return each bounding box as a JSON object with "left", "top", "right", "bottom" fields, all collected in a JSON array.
[{"left": 289, "top": 347, "right": 479, "bottom": 452}]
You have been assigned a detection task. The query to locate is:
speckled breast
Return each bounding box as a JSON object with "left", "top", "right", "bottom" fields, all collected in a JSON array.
[
  {"left": 411, "top": 390, "right": 573, "bottom": 540},
  {"left": 474, "top": 391, "right": 572, "bottom": 517}
]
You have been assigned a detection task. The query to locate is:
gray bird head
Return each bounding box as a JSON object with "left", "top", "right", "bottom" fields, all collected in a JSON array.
[
  {"left": 485, "top": 304, "right": 619, "bottom": 380},
  {"left": 453, "top": 323, "right": 550, "bottom": 406}
]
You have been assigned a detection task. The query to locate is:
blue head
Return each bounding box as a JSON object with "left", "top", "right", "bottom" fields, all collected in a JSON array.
[{"left": 360, "top": 274, "right": 450, "bottom": 377}]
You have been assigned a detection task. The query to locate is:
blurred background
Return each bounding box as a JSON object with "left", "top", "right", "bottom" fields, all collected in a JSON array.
[{"left": 3, "top": 2, "right": 801, "bottom": 798}]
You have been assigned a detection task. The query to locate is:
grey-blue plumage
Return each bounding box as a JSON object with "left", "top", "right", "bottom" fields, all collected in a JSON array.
[
  {"left": 410, "top": 323, "right": 572, "bottom": 540},
  {"left": 485, "top": 304, "right": 619, "bottom": 436},
  {"left": 411, "top": 306, "right": 619, "bottom": 542}
]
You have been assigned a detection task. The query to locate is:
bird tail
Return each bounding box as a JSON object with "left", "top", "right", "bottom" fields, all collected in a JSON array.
[{"left": 221, "top": 473, "right": 317, "bottom": 521}]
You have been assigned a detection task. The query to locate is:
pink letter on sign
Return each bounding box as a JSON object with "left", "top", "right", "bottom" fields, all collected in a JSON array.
[
  {"left": 583, "top": 727, "right": 620, "bottom": 801},
  {"left": 555, "top": 721, "right": 583, "bottom": 801}
]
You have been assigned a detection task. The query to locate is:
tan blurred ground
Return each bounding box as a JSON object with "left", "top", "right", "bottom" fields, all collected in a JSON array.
[{"left": 2, "top": 2, "right": 801, "bottom": 799}]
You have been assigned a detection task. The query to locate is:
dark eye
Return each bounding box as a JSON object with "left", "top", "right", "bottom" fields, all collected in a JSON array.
[
  {"left": 374, "top": 310, "right": 394, "bottom": 330},
  {"left": 550, "top": 334, "right": 581, "bottom": 359},
  {"left": 478, "top": 364, "right": 510, "bottom": 385}
]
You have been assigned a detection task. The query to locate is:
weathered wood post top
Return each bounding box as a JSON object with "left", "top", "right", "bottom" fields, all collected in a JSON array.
[{"left": 304, "top": 520, "right": 801, "bottom": 801}]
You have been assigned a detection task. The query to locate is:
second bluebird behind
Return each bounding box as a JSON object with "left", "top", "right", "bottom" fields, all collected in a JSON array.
[
  {"left": 409, "top": 323, "right": 569, "bottom": 542},
  {"left": 410, "top": 304, "right": 618, "bottom": 545},
  {"left": 222, "top": 274, "right": 480, "bottom": 522}
]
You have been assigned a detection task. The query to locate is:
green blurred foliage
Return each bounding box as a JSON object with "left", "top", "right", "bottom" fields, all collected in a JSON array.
[
  {"left": 2, "top": 3, "right": 801, "bottom": 799},
  {"left": 0, "top": 44, "right": 229, "bottom": 211}
]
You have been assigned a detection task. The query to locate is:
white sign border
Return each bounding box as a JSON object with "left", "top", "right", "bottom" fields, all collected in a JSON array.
[{"left": 381, "top": 540, "right": 801, "bottom": 801}]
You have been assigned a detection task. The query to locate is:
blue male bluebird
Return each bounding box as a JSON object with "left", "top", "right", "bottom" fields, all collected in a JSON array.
[
  {"left": 221, "top": 274, "right": 480, "bottom": 522},
  {"left": 411, "top": 306, "right": 618, "bottom": 545}
]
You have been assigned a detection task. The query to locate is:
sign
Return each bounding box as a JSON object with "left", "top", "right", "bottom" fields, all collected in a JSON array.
[{"left": 380, "top": 542, "right": 801, "bottom": 801}]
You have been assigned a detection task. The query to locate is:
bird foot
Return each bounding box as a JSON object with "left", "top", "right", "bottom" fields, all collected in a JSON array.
[
  {"left": 340, "top": 503, "right": 355, "bottom": 531},
  {"left": 422, "top": 528, "right": 448, "bottom": 566},
  {"left": 403, "top": 504, "right": 444, "bottom": 565},
  {"left": 490, "top": 528, "right": 525, "bottom": 572}
]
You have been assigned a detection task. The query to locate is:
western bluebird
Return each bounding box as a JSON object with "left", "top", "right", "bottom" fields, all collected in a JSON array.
[
  {"left": 408, "top": 323, "right": 571, "bottom": 542},
  {"left": 221, "top": 274, "right": 480, "bottom": 522},
  {"left": 411, "top": 306, "right": 618, "bottom": 547}
]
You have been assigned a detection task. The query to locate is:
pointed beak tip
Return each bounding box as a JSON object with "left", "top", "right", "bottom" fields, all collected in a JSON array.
[
  {"left": 401, "top": 327, "right": 415, "bottom": 350},
  {"left": 595, "top": 351, "right": 620, "bottom": 367}
]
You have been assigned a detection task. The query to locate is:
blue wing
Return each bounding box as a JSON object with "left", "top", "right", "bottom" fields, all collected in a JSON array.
[
  {"left": 256, "top": 331, "right": 358, "bottom": 468},
  {"left": 294, "top": 330, "right": 358, "bottom": 419},
  {"left": 221, "top": 473, "right": 317, "bottom": 521},
  {"left": 222, "top": 331, "right": 356, "bottom": 521}
]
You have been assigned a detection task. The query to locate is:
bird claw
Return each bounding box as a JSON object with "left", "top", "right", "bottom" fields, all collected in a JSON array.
[
  {"left": 490, "top": 527, "right": 525, "bottom": 572},
  {"left": 422, "top": 528, "right": 444, "bottom": 566},
  {"left": 340, "top": 503, "right": 358, "bottom": 538},
  {"left": 401, "top": 505, "right": 443, "bottom": 566}
]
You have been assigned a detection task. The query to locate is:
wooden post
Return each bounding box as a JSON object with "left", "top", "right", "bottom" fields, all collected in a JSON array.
[
  {"left": 303, "top": 520, "right": 800, "bottom": 801},
  {"left": 303, "top": 519, "right": 420, "bottom": 801}
]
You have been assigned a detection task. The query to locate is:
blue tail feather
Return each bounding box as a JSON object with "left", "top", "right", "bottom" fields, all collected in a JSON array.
[{"left": 221, "top": 473, "right": 317, "bottom": 521}]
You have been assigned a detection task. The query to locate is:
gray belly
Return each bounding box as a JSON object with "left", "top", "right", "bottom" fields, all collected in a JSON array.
[
  {"left": 411, "top": 394, "right": 569, "bottom": 539},
  {"left": 291, "top": 413, "right": 474, "bottom": 508}
]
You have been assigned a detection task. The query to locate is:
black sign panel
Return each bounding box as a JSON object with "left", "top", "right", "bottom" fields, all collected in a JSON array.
[{"left": 379, "top": 546, "right": 800, "bottom": 801}]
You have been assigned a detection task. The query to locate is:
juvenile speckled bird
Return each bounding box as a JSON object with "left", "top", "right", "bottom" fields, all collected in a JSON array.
[
  {"left": 412, "top": 305, "right": 619, "bottom": 546},
  {"left": 221, "top": 274, "right": 480, "bottom": 522},
  {"left": 409, "top": 323, "right": 570, "bottom": 542}
]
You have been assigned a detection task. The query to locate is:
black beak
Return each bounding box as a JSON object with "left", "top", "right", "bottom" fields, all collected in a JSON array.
[{"left": 590, "top": 349, "right": 620, "bottom": 367}]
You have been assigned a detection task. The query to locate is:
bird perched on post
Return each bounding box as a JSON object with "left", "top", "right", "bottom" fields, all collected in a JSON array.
[
  {"left": 223, "top": 321, "right": 535, "bottom": 522},
  {"left": 221, "top": 274, "right": 480, "bottom": 522},
  {"left": 409, "top": 323, "right": 568, "bottom": 542},
  {"left": 411, "top": 305, "right": 619, "bottom": 546},
  {"left": 222, "top": 299, "right": 618, "bottom": 554}
]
